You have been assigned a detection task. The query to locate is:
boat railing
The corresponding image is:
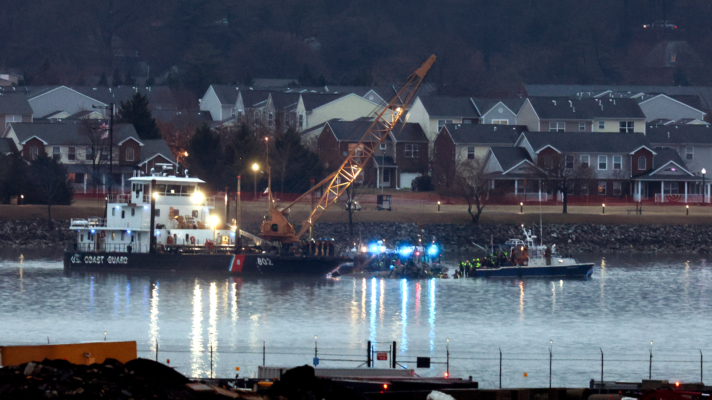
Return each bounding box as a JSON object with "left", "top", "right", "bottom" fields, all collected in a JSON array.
[
  {"left": 107, "top": 193, "right": 131, "bottom": 204},
  {"left": 73, "top": 243, "right": 148, "bottom": 253},
  {"left": 70, "top": 217, "right": 107, "bottom": 228}
]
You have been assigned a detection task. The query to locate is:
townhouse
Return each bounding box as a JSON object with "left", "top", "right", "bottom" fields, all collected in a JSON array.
[
  {"left": 316, "top": 120, "right": 428, "bottom": 189},
  {"left": 0, "top": 94, "right": 33, "bottom": 127},
  {"left": 517, "top": 97, "right": 647, "bottom": 134},
  {"left": 432, "top": 124, "right": 528, "bottom": 190},
  {"left": 3, "top": 122, "right": 176, "bottom": 192}
]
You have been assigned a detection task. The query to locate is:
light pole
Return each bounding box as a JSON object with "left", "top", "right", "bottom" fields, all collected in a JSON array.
[
  {"left": 702, "top": 168, "right": 707, "bottom": 203},
  {"left": 93, "top": 103, "right": 114, "bottom": 194},
  {"left": 252, "top": 163, "right": 259, "bottom": 200},
  {"left": 649, "top": 340, "right": 653, "bottom": 379}
]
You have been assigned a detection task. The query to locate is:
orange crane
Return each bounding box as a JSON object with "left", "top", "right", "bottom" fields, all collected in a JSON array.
[{"left": 260, "top": 55, "right": 436, "bottom": 244}]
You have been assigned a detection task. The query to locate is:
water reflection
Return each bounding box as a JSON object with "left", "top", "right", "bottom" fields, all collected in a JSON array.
[
  {"left": 519, "top": 281, "right": 524, "bottom": 320},
  {"left": 149, "top": 282, "right": 159, "bottom": 353},
  {"left": 190, "top": 280, "right": 204, "bottom": 377},
  {"left": 370, "top": 278, "right": 377, "bottom": 342},
  {"left": 428, "top": 279, "right": 436, "bottom": 351},
  {"left": 400, "top": 279, "right": 408, "bottom": 351},
  {"left": 209, "top": 282, "right": 218, "bottom": 368}
]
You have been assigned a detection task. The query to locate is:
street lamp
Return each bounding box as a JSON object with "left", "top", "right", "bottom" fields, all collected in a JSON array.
[
  {"left": 602, "top": 203, "right": 605, "bottom": 214},
  {"left": 437, "top": 201, "right": 441, "bottom": 212},
  {"left": 520, "top": 202, "right": 523, "bottom": 214},
  {"left": 702, "top": 168, "right": 707, "bottom": 204},
  {"left": 252, "top": 163, "right": 259, "bottom": 200}
]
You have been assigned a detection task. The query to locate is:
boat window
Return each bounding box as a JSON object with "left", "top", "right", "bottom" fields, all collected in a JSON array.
[
  {"left": 138, "top": 233, "right": 142, "bottom": 241},
  {"left": 154, "top": 184, "right": 167, "bottom": 195},
  {"left": 182, "top": 185, "right": 196, "bottom": 195},
  {"left": 167, "top": 185, "right": 181, "bottom": 195},
  {"left": 121, "top": 232, "right": 125, "bottom": 241},
  {"left": 192, "top": 210, "right": 198, "bottom": 218},
  {"left": 155, "top": 209, "right": 160, "bottom": 217},
  {"left": 80, "top": 234, "right": 84, "bottom": 241},
  {"left": 112, "top": 208, "right": 115, "bottom": 216},
  {"left": 131, "top": 208, "right": 135, "bottom": 216},
  {"left": 121, "top": 210, "right": 125, "bottom": 219},
  {"left": 112, "top": 232, "right": 116, "bottom": 240}
]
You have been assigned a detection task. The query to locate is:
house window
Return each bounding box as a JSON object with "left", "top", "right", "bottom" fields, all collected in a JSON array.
[
  {"left": 467, "top": 147, "right": 475, "bottom": 159},
  {"left": 619, "top": 121, "right": 634, "bottom": 133},
  {"left": 126, "top": 147, "right": 135, "bottom": 162},
  {"left": 598, "top": 121, "right": 605, "bottom": 130},
  {"left": 254, "top": 111, "right": 260, "bottom": 123},
  {"left": 53, "top": 146, "right": 60, "bottom": 161},
  {"left": 268, "top": 112, "right": 274, "bottom": 128},
  {"left": 298, "top": 114, "right": 304, "bottom": 128},
  {"left": 613, "top": 181, "right": 622, "bottom": 196},
  {"left": 664, "top": 182, "right": 680, "bottom": 194},
  {"left": 380, "top": 143, "right": 387, "bottom": 150},
  {"left": 438, "top": 119, "right": 454, "bottom": 130},
  {"left": 580, "top": 155, "right": 590, "bottom": 168},
  {"left": 578, "top": 122, "right": 586, "bottom": 131},
  {"left": 549, "top": 122, "right": 565, "bottom": 132},
  {"left": 237, "top": 111, "right": 243, "bottom": 124},
  {"left": 68, "top": 147, "right": 76, "bottom": 161},
  {"left": 613, "top": 155, "right": 622, "bottom": 170},
  {"left": 638, "top": 156, "right": 646, "bottom": 170},
  {"left": 5, "top": 114, "right": 21, "bottom": 127},
  {"left": 686, "top": 146, "right": 694, "bottom": 160},
  {"left": 86, "top": 147, "right": 93, "bottom": 161},
  {"left": 598, "top": 181, "right": 607, "bottom": 195},
  {"left": 580, "top": 183, "right": 589, "bottom": 195},
  {"left": 565, "top": 155, "right": 574, "bottom": 169},
  {"left": 492, "top": 119, "right": 508, "bottom": 125},
  {"left": 544, "top": 155, "right": 553, "bottom": 169},
  {"left": 30, "top": 146, "right": 39, "bottom": 160},
  {"left": 101, "top": 149, "right": 110, "bottom": 161},
  {"left": 405, "top": 144, "right": 420, "bottom": 158},
  {"left": 598, "top": 155, "right": 607, "bottom": 170}
]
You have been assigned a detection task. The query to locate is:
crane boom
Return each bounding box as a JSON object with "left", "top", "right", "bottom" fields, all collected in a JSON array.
[
  {"left": 294, "top": 55, "right": 436, "bottom": 239},
  {"left": 259, "top": 55, "right": 436, "bottom": 243}
]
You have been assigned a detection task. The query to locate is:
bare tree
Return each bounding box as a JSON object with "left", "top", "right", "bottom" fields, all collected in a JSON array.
[
  {"left": 441, "top": 158, "right": 498, "bottom": 224},
  {"left": 77, "top": 119, "right": 111, "bottom": 191},
  {"left": 538, "top": 153, "right": 595, "bottom": 214}
]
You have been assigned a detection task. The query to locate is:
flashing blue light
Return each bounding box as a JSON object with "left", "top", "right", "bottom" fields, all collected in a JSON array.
[
  {"left": 398, "top": 246, "right": 414, "bottom": 257},
  {"left": 428, "top": 244, "right": 439, "bottom": 256},
  {"left": 127, "top": 230, "right": 131, "bottom": 234},
  {"left": 379, "top": 246, "right": 386, "bottom": 253},
  {"left": 90, "top": 229, "right": 95, "bottom": 233},
  {"left": 155, "top": 230, "right": 160, "bottom": 236},
  {"left": 230, "top": 232, "right": 236, "bottom": 236},
  {"left": 368, "top": 244, "right": 379, "bottom": 253}
]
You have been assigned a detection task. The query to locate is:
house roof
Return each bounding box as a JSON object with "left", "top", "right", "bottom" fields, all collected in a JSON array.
[
  {"left": 6, "top": 122, "right": 141, "bottom": 146},
  {"left": 527, "top": 97, "right": 646, "bottom": 120},
  {"left": 300, "top": 93, "right": 350, "bottom": 111},
  {"left": 139, "top": 139, "right": 177, "bottom": 164},
  {"left": 522, "top": 84, "right": 712, "bottom": 110},
  {"left": 325, "top": 120, "right": 396, "bottom": 142},
  {"left": 151, "top": 109, "right": 212, "bottom": 126},
  {"left": 522, "top": 131, "right": 651, "bottom": 153},
  {"left": 0, "top": 138, "right": 16, "bottom": 154},
  {"left": 390, "top": 122, "right": 428, "bottom": 142},
  {"left": 208, "top": 85, "right": 240, "bottom": 105},
  {"left": 490, "top": 147, "right": 533, "bottom": 172},
  {"left": 419, "top": 96, "right": 479, "bottom": 118},
  {"left": 0, "top": 93, "right": 33, "bottom": 114},
  {"left": 471, "top": 98, "right": 526, "bottom": 115},
  {"left": 647, "top": 125, "right": 712, "bottom": 144},
  {"left": 652, "top": 147, "right": 687, "bottom": 169},
  {"left": 444, "top": 124, "right": 528, "bottom": 145}
]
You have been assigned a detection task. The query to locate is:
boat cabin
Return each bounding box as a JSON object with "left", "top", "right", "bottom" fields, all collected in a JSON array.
[{"left": 70, "top": 173, "right": 235, "bottom": 254}]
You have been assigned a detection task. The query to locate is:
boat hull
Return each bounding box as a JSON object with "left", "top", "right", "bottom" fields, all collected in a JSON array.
[
  {"left": 63, "top": 251, "right": 347, "bottom": 276},
  {"left": 469, "top": 263, "right": 594, "bottom": 278}
]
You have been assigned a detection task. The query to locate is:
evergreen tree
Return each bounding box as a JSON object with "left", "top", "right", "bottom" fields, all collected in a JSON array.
[
  {"left": 117, "top": 93, "right": 161, "bottom": 140},
  {"left": 98, "top": 72, "right": 108, "bottom": 87},
  {"left": 271, "top": 128, "right": 324, "bottom": 193},
  {"left": 112, "top": 68, "right": 122, "bottom": 87},
  {"left": 0, "top": 153, "right": 33, "bottom": 203},
  {"left": 226, "top": 124, "right": 261, "bottom": 188},
  {"left": 29, "top": 155, "right": 74, "bottom": 227},
  {"left": 187, "top": 125, "right": 223, "bottom": 189}
]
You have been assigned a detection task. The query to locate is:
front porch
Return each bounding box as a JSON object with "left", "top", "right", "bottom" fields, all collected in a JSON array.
[{"left": 632, "top": 179, "right": 710, "bottom": 203}]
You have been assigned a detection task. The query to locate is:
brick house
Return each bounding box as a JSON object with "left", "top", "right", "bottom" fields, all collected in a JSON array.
[
  {"left": 432, "top": 124, "right": 528, "bottom": 190},
  {"left": 317, "top": 120, "right": 428, "bottom": 188},
  {"left": 3, "top": 122, "right": 176, "bottom": 192}
]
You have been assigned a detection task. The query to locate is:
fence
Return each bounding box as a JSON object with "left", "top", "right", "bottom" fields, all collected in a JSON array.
[{"left": 132, "top": 340, "right": 709, "bottom": 388}]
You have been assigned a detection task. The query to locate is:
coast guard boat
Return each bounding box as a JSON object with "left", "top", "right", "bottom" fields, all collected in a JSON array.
[{"left": 63, "top": 170, "right": 347, "bottom": 276}]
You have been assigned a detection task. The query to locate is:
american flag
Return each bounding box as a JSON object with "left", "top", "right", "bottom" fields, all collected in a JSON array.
[{"left": 99, "top": 123, "right": 109, "bottom": 139}]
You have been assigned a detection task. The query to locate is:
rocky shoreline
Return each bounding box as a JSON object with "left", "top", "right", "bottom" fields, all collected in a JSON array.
[
  {"left": 3, "top": 219, "right": 711, "bottom": 254},
  {"left": 311, "top": 222, "right": 712, "bottom": 254}
]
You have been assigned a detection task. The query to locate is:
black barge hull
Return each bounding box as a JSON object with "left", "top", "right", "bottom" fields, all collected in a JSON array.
[{"left": 64, "top": 251, "right": 346, "bottom": 276}]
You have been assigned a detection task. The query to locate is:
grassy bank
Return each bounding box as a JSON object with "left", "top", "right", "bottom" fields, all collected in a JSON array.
[{"left": 4, "top": 198, "right": 712, "bottom": 226}]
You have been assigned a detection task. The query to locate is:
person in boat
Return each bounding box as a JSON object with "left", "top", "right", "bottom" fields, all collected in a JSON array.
[
  {"left": 545, "top": 245, "right": 552, "bottom": 266},
  {"left": 521, "top": 246, "right": 530, "bottom": 266},
  {"left": 510, "top": 248, "right": 517, "bottom": 266}
]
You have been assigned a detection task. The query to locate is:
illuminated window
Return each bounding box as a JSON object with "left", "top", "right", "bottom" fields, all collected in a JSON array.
[{"left": 598, "top": 181, "right": 606, "bottom": 195}]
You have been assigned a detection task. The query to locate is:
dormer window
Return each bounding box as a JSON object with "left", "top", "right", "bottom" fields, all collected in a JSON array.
[
  {"left": 126, "top": 147, "right": 135, "bottom": 162},
  {"left": 30, "top": 146, "right": 39, "bottom": 160},
  {"left": 638, "top": 156, "right": 646, "bottom": 170}
]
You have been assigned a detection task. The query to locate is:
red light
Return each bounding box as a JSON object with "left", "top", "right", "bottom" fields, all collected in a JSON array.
[
  {"left": 676, "top": 381, "right": 680, "bottom": 387},
  {"left": 383, "top": 384, "right": 388, "bottom": 389},
  {"left": 444, "top": 372, "right": 449, "bottom": 378}
]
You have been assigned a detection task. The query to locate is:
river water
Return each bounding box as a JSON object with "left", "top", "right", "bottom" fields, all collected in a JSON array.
[{"left": 1, "top": 249, "right": 711, "bottom": 388}]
